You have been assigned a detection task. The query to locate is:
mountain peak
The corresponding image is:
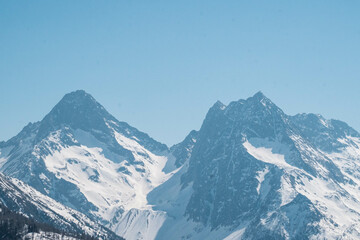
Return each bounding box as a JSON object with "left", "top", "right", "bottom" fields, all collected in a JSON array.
[
  {"left": 48, "top": 90, "right": 110, "bottom": 121},
  {"left": 253, "top": 91, "right": 266, "bottom": 98},
  {"left": 36, "top": 90, "right": 114, "bottom": 139},
  {"left": 212, "top": 100, "right": 226, "bottom": 110},
  {"left": 250, "top": 91, "right": 270, "bottom": 102},
  {"left": 66, "top": 89, "right": 87, "bottom": 96},
  {"left": 205, "top": 100, "right": 226, "bottom": 117},
  {"left": 58, "top": 90, "right": 99, "bottom": 109},
  {"left": 246, "top": 91, "right": 277, "bottom": 109}
]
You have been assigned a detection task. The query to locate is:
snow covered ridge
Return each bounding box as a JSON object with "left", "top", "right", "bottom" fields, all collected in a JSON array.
[
  {"left": 1, "top": 90, "right": 360, "bottom": 239},
  {"left": 0, "top": 173, "right": 123, "bottom": 240}
]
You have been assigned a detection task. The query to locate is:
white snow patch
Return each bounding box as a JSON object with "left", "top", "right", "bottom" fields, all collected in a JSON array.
[
  {"left": 279, "top": 174, "right": 297, "bottom": 206},
  {"left": 113, "top": 209, "right": 167, "bottom": 240},
  {"left": 256, "top": 167, "right": 269, "bottom": 194},
  {"left": 243, "top": 139, "right": 294, "bottom": 170},
  {"left": 39, "top": 173, "right": 49, "bottom": 182},
  {"left": 223, "top": 227, "right": 246, "bottom": 240},
  {"left": 319, "top": 116, "right": 329, "bottom": 128}
]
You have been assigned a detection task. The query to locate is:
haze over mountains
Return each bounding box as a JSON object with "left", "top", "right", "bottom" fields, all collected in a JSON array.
[{"left": 1, "top": 90, "right": 360, "bottom": 239}]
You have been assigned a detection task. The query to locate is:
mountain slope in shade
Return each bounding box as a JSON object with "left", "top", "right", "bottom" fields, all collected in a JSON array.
[
  {"left": 148, "top": 92, "right": 360, "bottom": 239},
  {"left": 0, "top": 90, "right": 172, "bottom": 238},
  {"left": 0, "top": 173, "right": 123, "bottom": 240}
]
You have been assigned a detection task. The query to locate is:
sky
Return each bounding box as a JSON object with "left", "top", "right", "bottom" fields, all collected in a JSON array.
[{"left": 1, "top": 0, "right": 360, "bottom": 146}]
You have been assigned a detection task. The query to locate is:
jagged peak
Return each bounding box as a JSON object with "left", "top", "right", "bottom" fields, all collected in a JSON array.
[
  {"left": 293, "top": 113, "right": 327, "bottom": 123},
  {"left": 64, "top": 89, "right": 89, "bottom": 97},
  {"left": 205, "top": 100, "right": 226, "bottom": 118},
  {"left": 252, "top": 91, "right": 266, "bottom": 99},
  {"left": 200, "top": 100, "right": 228, "bottom": 128},
  {"left": 33, "top": 90, "right": 168, "bottom": 153},
  {"left": 47, "top": 90, "right": 110, "bottom": 118},
  {"left": 247, "top": 91, "right": 272, "bottom": 105},
  {"left": 35, "top": 90, "right": 116, "bottom": 140},
  {"left": 54, "top": 90, "right": 104, "bottom": 111},
  {"left": 292, "top": 113, "right": 346, "bottom": 130},
  {"left": 224, "top": 91, "right": 280, "bottom": 114},
  {"left": 211, "top": 100, "right": 226, "bottom": 110},
  {"left": 244, "top": 91, "right": 285, "bottom": 114}
]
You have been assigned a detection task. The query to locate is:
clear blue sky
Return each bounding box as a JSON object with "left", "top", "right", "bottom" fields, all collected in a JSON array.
[{"left": 1, "top": 0, "right": 360, "bottom": 146}]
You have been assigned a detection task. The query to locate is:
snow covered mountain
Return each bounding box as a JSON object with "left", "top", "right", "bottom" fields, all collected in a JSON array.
[
  {"left": 0, "top": 173, "right": 122, "bottom": 239},
  {"left": 148, "top": 92, "right": 360, "bottom": 239},
  {"left": 0, "top": 90, "right": 172, "bottom": 239},
  {"left": 2, "top": 90, "right": 360, "bottom": 239}
]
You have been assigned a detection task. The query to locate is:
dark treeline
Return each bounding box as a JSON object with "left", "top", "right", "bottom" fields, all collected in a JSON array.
[{"left": 0, "top": 204, "right": 98, "bottom": 240}]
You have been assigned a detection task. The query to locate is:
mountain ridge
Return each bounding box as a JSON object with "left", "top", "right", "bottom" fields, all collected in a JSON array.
[
  {"left": 149, "top": 91, "right": 360, "bottom": 239},
  {"left": 1, "top": 90, "right": 360, "bottom": 239}
]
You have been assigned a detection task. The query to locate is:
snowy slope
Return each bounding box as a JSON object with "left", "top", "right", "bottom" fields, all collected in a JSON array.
[
  {"left": 38, "top": 127, "right": 172, "bottom": 238},
  {"left": 0, "top": 173, "right": 122, "bottom": 239},
  {"left": 41, "top": 128, "right": 169, "bottom": 215}
]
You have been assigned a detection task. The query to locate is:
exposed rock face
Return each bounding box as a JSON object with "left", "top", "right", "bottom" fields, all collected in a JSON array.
[{"left": 151, "top": 92, "right": 360, "bottom": 239}]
